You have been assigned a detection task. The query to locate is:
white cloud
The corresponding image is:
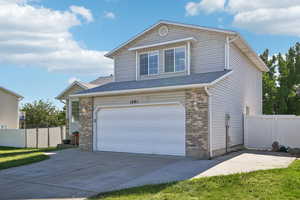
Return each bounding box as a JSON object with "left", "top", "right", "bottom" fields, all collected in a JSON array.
[
  {"left": 233, "top": 6, "right": 300, "bottom": 37},
  {"left": 104, "top": 11, "right": 115, "bottom": 19},
  {"left": 68, "top": 77, "right": 80, "bottom": 84},
  {"left": 185, "top": 0, "right": 300, "bottom": 37},
  {"left": 227, "top": 0, "right": 300, "bottom": 13},
  {"left": 0, "top": 0, "right": 113, "bottom": 75},
  {"left": 70, "top": 5, "right": 93, "bottom": 23},
  {"left": 185, "top": 0, "right": 225, "bottom": 16},
  {"left": 0, "top": 0, "right": 27, "bottom": 4}
]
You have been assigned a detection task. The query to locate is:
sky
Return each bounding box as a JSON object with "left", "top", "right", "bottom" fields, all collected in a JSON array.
[{"left": 0, "top": 0, "right": 299, "bottom": 109}]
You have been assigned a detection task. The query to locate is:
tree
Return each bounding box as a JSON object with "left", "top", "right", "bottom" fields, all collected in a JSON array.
[
  {"left": 21, "top": 100, "right": 65, "bottom": 128},
  {"left": 261, "top": 43, "right": 300, "bottom": 115},
  {"left": 260, "top": 49, "right": 277, "bottom": 114}
]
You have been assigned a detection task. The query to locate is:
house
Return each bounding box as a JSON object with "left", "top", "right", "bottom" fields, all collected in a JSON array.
[
  {"left": 64, "top": 20, "right": 269, "bottom": 159},
  {"left": 0, "top": 86, "right": 23, "bottom": 129},
  {"left": 56, "top": 76, "right": 113, "bottom": 138}
]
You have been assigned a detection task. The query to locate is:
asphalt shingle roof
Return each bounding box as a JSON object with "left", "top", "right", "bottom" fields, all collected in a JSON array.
[{"left": 77, "top": 70, "right": 231, "bottom": 95}]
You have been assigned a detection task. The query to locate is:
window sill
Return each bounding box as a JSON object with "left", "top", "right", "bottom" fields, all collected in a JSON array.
[
  {"left": 139, "top": 71, "right": 187, "bottom": 79},
  {"left": 140, "top": 73, "right": 159, "bottom": 77},
  {"left": 163, "top": 70, "right": 186, "bottom": 74}
]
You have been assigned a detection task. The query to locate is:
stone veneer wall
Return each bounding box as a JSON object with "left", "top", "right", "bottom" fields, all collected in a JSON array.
[
  {"left": 185, "top": 88, "right": 209, "bottom": 159},
  {"left": 78, "top": 89, "right": 210, "bottom": 158},
  {"left": 79, "top": 97, "right": 93, "bottom": 151}
]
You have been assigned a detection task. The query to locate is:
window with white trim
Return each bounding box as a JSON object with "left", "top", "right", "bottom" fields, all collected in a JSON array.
[
  {"left": 139, "top": 51, "right": 159, "bottom": 75},
  {"left": 164, "top": 47, "right": 186, "bottom": 72},
  {"left": 71, "top": 101, "right": 79, "bottom": 122}
]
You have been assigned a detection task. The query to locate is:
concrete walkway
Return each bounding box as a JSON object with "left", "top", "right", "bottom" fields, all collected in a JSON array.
[{"left": 0, "top": 149, "right": 295, "bottom": 200}]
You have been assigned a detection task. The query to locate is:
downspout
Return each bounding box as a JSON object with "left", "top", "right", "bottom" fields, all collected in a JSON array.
[
  {"left": 204, "top": 86, "right": 212, "bottom": 159},
  {"left": 225, "top": 36, "right": 229, "bottom": 69},
  {"left": 187, "top": 41, "right": 191, "bottom": 75},
  {"left": 113, "top": 58, "right": 116, "bottom": 82},
  {"left": 135, "top": 51, "right": 138, "bottom": 80},
  {"left": 225, "top": 35, "right": 239, "bottom": 69},
  {"left": 91, "top": 96, "right": 94, "bottom": 152}
]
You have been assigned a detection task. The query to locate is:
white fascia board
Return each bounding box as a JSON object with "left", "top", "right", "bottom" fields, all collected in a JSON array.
[
  {"left": 128, "top": 37, "right": 196, "bottom": 51},
  {"left": 56, "top": 81, "right": 88, "bottom": 100},
  {"left": 235, "top": 34, "right": 269, "bottom": 72},
  {"left": 70, "top": 71, "right": 233, "bottom": 98},
  {"left": 71, "top": 83, "right": 210, "bottom": 98},
  {"left": 160, "top": 20, "right": 236, "bottom": 35}
]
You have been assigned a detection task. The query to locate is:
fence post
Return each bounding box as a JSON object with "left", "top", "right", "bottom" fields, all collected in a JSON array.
[
  {"left": 60, "top": 126, "right": 63, "bottom": 143},
  {"left": 36, "top": 128, "right": 39, "bottom": 149},
  {"left": 47, "top": 127, "right": 50, "bottom": 147},
  {"left": 25, "top": 129, "right": 27, "bottom": 148},
  {"left": 244, "top": 115, "right": 247, "bottom": 148}
]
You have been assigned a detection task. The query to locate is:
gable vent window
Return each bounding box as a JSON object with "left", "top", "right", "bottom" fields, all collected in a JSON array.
[
  {"left": 140, "top": 51, "right": 159, "bottom": 75},
  {"left": 164, "top": 47, "right": 186, "bottom": 72}
]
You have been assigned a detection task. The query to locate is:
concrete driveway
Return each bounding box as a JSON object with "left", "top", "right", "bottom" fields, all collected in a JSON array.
[{"left": 0, "top": 149, "right": 295, "bottom": 200}]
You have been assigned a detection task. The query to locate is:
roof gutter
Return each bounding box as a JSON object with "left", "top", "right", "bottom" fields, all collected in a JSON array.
[
  {"left": 71, "top": 71, "right": 233, "bottom": 98},
  {"left": 71, "top": 83, "right": 211, "bottom": 98}
]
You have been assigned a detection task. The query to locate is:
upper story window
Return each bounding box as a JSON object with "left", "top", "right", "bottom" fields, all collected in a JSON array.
[
  {"left": 140, "top": 51, "right": 159, "bottom": 75},
  {"left": 164, "top": 47, "right": 186, "bottom": 73}
]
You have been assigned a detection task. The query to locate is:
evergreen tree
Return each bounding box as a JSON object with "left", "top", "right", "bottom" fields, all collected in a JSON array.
[
  {"left": 260, "top": 49, "right": 277, "bottom": 114},
  {"left": 261, "top": 43, "right": 300, "bottom": 115}
]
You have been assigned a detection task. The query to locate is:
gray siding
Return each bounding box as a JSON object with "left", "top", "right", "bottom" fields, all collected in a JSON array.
[
  {"left": 210, "top": 44, "right": 262, "bottom": 155},
  {"left": 113, "top": 24, "right": 226, "bottom": 82},
  {"left": 114, "top": 50, "right": 136, "bottom": 82},
  {"left": 94, "top": 90, "right": 185, "bottom": 107}
]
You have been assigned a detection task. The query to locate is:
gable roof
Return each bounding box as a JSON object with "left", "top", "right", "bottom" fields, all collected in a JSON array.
[
  {"left": 56, "top": 76, "right": 114, "bottom": 100},
  {"left": 105, "top": 20, "right": 268, "bottom": 72},
  {"left": 90, "top": 75, "right": 113, "bottom": 85},
  {"left": 71, "top": 70, "right": 232, "bottom": 97},
  {"left": 0, "top": 86, "right": 23, "bottom": 100},
  {"left": 56, "top": 81, "right": 89, "bottom": 100}
]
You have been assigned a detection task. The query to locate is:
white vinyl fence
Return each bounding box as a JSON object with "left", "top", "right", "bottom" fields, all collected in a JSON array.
[
  {"left": 244, "top": 115, "right": 300, "bottom": 150},
  {"left": 0, "top": 126, "right": 66, "bottom": 148}
]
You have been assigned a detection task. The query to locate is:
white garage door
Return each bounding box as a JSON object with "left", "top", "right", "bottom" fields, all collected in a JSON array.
[{"left": 95, "top": 103, "right": 185, "bottom": 156}]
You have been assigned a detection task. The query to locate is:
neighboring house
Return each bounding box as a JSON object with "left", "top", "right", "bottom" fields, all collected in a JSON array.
[
  {"left": 0, "top": 86, "right": 23, "bottom": 129},
  {"left": 66, "top": 20, "right": 269, "bottom": 159},
  {"left": 56, "top": 76, "right": 113, "bottom": 138}
]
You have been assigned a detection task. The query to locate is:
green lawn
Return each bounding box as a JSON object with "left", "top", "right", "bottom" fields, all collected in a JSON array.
[
  {"left": 91, "top": 160, "right": 300, "bottom": 200},
  {"left": 0, "top": 146, "right": 59, "bottom": 170}
]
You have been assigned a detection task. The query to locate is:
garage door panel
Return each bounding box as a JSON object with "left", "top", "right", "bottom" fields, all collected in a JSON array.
[{"left": 96, "top": 104, "right": 185, "bottom": 156}]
